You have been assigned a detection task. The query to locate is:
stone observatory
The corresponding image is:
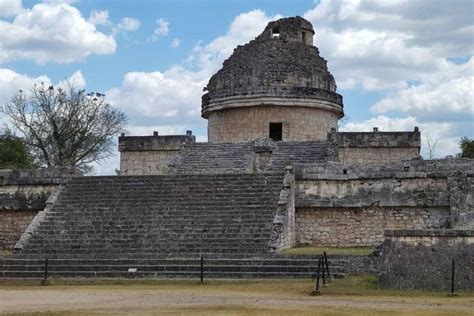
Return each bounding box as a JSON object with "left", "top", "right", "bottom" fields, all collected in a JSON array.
[{"left": 202, "top": 16, "right": 344, "bottom": 143}]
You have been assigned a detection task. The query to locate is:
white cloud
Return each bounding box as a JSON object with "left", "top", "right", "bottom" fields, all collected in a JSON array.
[
  {"left": 110, "top": 10, "right": 280, "bottom": 127},
  {"left": 0, "top": 69, "right": 86, "bottom": 104},
  {"left": 188, "top": 10, "right": 282, "bottom": 72},
  {"left": 0, "top": 2, "right": 116, "bottom": 64},
  {"left": 118, "top": 17, "right": 140, "bottom": 32},
  {"left": 112, "top": 16, "right": 141, "bottom": 36},
  {"left": 88, "top": 9, "right": 109, "bottom": 26},
  {"left": 106, "top": 66, "right": 207, "bottom": 119},
  {"left": 303, "top": 0, "right": 473, "bottom": 91},
  {"left": 341, "top": 115, "right": 461, "bottom": 158},
  {"left": 372, "top": 58, "right": 474, "bottom": 119},
  {"left": 150, "top": 18, "right": 169, "bottom": 41},
  {"left": 0, "top": 0, "right": 23, "bottom": 17},
  {"left": 170, "top": 38, "right": 181, "bottom": 48},
  {"left": 0, "top": 68, "right": 51, "bottom": 105},
  {"left": 57, "top": 70, "right": 86, "bottom": 90}
]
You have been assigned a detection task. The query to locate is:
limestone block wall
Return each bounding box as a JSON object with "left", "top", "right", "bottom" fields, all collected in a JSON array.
[
  {"left": 339, "top": 147, "right": 420, "bottom": 165},
  {"left": 120, "top": 151, "right": 179, "bottom": 175},
  {"left": 329, "top": 127, "right": 421, "bottom": 165},
  {"left": 379, "top": 229, "right": 474, "bottom": 290},
  {"left": 296, "top": 207, "right": 448, "bottom": 247},
  {"left": 0, "top": 209, "right": 37, "bottom": 250},
  {"left": 119, "top": 131, "right": 195, "bottom": 175},
  {"left": 207, "top": 106, "right": 339, "bottom": 143},
  {"left": 294, "top": 158, "right": 473, "bottom": 247},
  {"left": 0, "top": 168, "right": 75, "bottom": 250}
]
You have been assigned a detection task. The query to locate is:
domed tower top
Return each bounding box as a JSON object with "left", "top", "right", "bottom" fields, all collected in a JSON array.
[
  {"left": 259, "top": 16, "right": 315, "bottom": 45},
  {"left": 202, "top": 16, "right": 344, "bottom": 143}
]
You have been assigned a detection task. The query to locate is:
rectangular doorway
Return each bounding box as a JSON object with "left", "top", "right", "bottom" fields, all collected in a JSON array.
[{"left": 269, "top": 122, "right": 283, "bottom": 141}]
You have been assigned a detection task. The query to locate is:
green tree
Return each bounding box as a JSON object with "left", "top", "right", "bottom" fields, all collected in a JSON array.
[
  {"left": 460, "top": 137, "right": 474, "bottom": 158},
  {"left": 0, "top": 131, "right": 36, "bottom": 169},
  {"left": 1, "top": 83, "right": 127, "bottom": 173}
]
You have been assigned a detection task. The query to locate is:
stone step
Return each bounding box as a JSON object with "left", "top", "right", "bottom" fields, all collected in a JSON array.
[
  {"left": 18, "top": 173, "right": 283, "bottom": 256},
  {"left": 0, "top": 254, "right": 349, "bottom": 279},
  {"left": 0, "top": 270, "right": 345, "bottom": 279}
]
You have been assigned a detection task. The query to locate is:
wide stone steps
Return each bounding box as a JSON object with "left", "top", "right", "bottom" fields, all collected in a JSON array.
[
  {"left": 170, "top": 142, "right": 330, "bottom": 174},
  {"left": 0, "top": 257, "right": 347, "bottom": 279},
  {"left": 19, "top": 173, "right": 283, "bottom": 256}
]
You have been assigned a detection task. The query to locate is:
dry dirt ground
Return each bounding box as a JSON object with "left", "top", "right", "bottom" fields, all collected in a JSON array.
[{"left": 1, "top": 280, "right": 473, "bottom": 315}]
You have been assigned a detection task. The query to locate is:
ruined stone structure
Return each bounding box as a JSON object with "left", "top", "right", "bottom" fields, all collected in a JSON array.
[
  {"left": 0, "top": 168, "right": 76, "bottom": 250},
  {"left": 1, "top": 16, "right": 472, "bottom": 288},
  {"left": 119, "top": 131, "right": 195, "bottom": 176},
  {"left": 202, "top": 16, "right": 343, "bottom": 143}
]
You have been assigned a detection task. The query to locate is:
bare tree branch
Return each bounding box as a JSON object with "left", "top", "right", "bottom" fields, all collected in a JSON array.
[{"left": 1, "top": 82, "right": 127, "bottom": 173}]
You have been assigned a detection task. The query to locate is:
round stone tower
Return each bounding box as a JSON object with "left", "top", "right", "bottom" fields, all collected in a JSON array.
[{"left": 201, "top": 16, "right": 344, "bottom": 143}]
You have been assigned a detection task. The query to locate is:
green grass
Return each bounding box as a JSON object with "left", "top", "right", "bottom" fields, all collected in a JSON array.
[
  {"left": 0, "top": 249, "right": 12, "bottom": 255},
  {"left": 5, "top": 306, "right": 473, "bottom": 316},
  {"left": 2, "top": 275, "right": 472, "bottom": 298},
  {"left": 280, "top": 246, "right": 374, "bottom": 256}
]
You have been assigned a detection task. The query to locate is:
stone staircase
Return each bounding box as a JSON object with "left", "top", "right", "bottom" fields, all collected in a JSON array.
[
  {"left": 172, "top": 143, "right": 254, "bottom": 174},
  {"left": 171, "top": 141, "right": 329, "bottom": 174},
  {"left": 17, "top": 174, "right": 283, "bottom": 257}
]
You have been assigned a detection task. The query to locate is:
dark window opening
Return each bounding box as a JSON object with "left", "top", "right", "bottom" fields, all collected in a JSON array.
[
  {"left": 302, "top": 31, "right": 306, "bottom": 43},
  {"left": 269, "top": 123, "right": 283, "bottom": 141},
  {"left": 272, "top": 27, "right": 280, "bottom": 38}
]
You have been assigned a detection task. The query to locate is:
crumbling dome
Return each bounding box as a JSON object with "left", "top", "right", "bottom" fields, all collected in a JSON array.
[{"left": 202, "top": 16, "right": 344, "bottom": 143}]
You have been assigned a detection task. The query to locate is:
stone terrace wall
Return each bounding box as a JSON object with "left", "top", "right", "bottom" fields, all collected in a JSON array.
[
  {"left": 294, "top": 158, "right": 473, "bottom": 247},
  {"left": 119, "top": 131, "right": 195, "bottom": 175},
  {"left": 329, "top": 127, "right": 421, "bottom": 165},
  {"left": 297, "top": 206, "right": 447, "bottom": 247},
  {"left": 379, "top": 229, "right": 474, "bottom": 290},
  {"left": 0, "top": 168, "right": 76, "bottom": 250}
]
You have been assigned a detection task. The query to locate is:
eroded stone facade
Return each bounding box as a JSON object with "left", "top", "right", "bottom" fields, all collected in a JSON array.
[
  {"left": 380, "top": 230, "right": 474, "bottom": 290},
  {"left": 202, "top": 16, "right": 343, "bottom": 143},
  {"left": 0, "top": 168, "right": 75, "bottom": 250},
  {"left": 296, "top": 207, "right": 447, "bottom": 247},
  {"left": 119, "top": 131, "right": 195, "bottom": 176},
  {"left": 294, "top": 159, "right": 473, "bottom": 247},
  {"left": 208, "top": 106, "right": 339, "bottom": 142}
]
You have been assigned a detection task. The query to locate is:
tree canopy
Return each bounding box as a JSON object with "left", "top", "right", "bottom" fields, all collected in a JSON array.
[
  {"left": 460, "top": 137, "right": 474, "bottom": 158},
  {"left": 1, "top": 83, "right": 126, "bottom": 173},
  {"left": 0, "top": 130, "right": 36, "bottom": 169}
]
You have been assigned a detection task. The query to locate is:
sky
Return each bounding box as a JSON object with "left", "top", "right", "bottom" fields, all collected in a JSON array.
[{"left": 0, "top": 0, "right": 472, "bottom": 174}]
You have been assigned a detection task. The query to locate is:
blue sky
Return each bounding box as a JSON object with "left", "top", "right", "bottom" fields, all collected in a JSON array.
[{"left": 0, "top": 0, "right": 472, "bottom": 174}]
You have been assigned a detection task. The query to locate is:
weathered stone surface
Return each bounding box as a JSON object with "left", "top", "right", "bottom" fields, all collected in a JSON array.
[
  {"left": 328, "top": 127, "right": 421, "bottom": 165},
  {"left": 379, "top": 229, "right": 474, "bottom": 290},
  {"left": 293, "top": 158, "right": 473, "bottom": 247},
  {"left": 207, "top": 106, "right": 340, "bottom": 142},
  {"left": 170, "top": 140, "right": 329, "bottom": 175},
  {"left": 119, "top": 131, "right": 195, "bottom": 175},
  {"left": 18, "top": 174, "right": 283, "bottom": 256},
  {"left": 202, "top": 16, "right": 343, "bottom": 142},
  {"left": 0, "top": 168, "right": 76, "bottom": 250},
  {"left": 270, "top": 166, "right": 296, "bottom": 251},
  {"left": 296, "top": 207, "right": 448, "bottom": 247}
]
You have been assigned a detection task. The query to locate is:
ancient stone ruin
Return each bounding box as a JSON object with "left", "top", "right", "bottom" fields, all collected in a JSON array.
[{"left": 0, "top": 16, "right": 472, "bottom": 290}]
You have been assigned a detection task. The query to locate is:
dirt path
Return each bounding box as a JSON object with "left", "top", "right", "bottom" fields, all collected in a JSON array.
[{"left": 1, "top": 286, "right": 473, "bottom": 315}]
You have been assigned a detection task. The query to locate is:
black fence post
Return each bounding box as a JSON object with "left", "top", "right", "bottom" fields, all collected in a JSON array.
[
  {"left": 322, "top": 256, "right": 326, "bottom": 286},
  {"left": 44, "top": 258, "right": 48, "bottom": 280},
  {"left": 41, "top": 258, "right": 49, "bottom": 286},
  {"left": 448, "top": 259, "right": 457, "bottom": 296},
  {"left": 311, "top": 258, "right": 321, "bottom": 295},
  {"left": 200, "top": 256, "right": 204, "bottom": 284},
  {"left": 323, "top": 251, "right": 331, "bottom": 281}
]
